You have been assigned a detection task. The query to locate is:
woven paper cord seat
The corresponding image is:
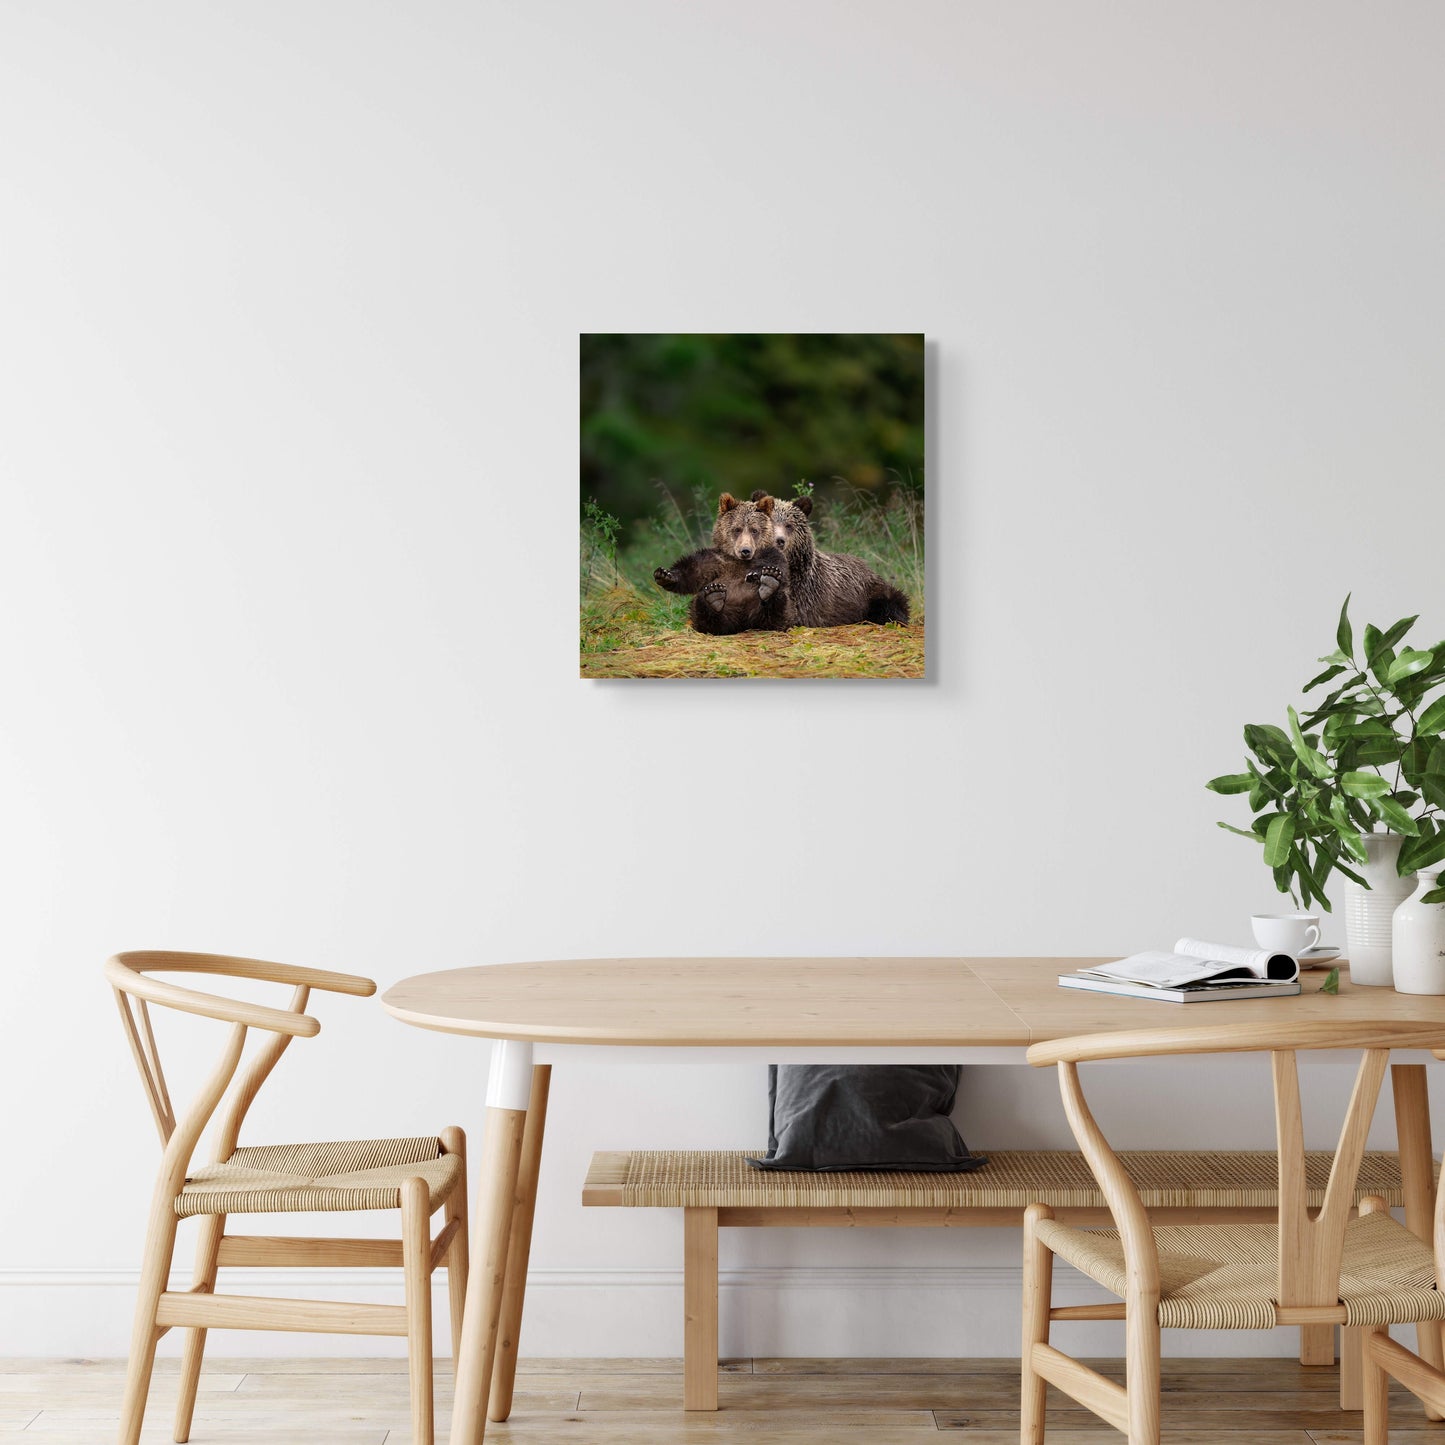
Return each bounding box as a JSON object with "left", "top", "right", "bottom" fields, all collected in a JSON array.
[
  {"left": 599, "top": 1148, "right": 1412, "bottom": 1209},
  {"left": 178, "top": 1136, "right": 463, "bottom": 1217},
  {"left": 1034, "top": 1208, "right": 1445, "bottom": 1330}
]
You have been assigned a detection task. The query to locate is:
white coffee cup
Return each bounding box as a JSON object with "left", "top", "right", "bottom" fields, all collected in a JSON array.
[{"left": 1251, "top": 913, "right": 1321, "bottom": 956}]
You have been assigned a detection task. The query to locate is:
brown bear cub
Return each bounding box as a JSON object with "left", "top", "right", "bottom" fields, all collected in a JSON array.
[
  {"left": 653, "top": 493, "right": 789, "bottom": 635},
  {"left": 750, "top": 490, "right": 911, "bottom": 627}
]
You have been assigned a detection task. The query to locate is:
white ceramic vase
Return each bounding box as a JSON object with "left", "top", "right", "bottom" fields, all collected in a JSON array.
[
  {"left": 1392, "top": 867, "right": 1445, "bottom": 995},
  {"left": 1343, "top": 833, "right": 1414, "bottom": 986}
]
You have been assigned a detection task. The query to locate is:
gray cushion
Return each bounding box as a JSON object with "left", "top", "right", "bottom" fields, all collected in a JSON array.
[{"left": 747, "top": 1064, "right": 989, "bottom": 1173}]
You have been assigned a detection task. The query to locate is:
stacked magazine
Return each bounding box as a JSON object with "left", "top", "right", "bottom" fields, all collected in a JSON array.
[{"left": 1059, "top": 938, "right": 1301, "bottom": 1004}]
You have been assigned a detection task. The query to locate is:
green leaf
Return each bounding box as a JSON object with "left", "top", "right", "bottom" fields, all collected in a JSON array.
[
  {"left": 1304, "top": 663, "right": 1347, "bottom": 693},
  {"left": 1263, "top": 813, "right": 1296, "bottom": 867},
  {"left": 1246, "top": 760, "right": 1270, "bottom": 811},
  {"left": 1244, "top": 723, "right": 1294, "bottom": 766},
  {"left": 1340, "top": 771, "right": 1390, "bottom": 798},
  {"left": 1328, "top": 795, "right": 1369, "bottom": 863},
  {"left": 1378, "top": 615, "right": 1419, "bottom": 654},
  {"left": 1365, "top": 623, "right": 1397, "bottom": 687},
  {"left": 1216, "top": 821, "right": 1260, "bottom": 839},
  {"left": 1287, "top": 706, "right": 1332, "bottom": 780},
  {"left": 1336, "top": 595, "right": 1354, "bottom": 661},
  {"left": 1371, "top": 795, "right": 1420, "bottom": 835},
  {"left": 1418, "top": 694, "right": 1445, "bottom": 735},
  {"left": 1206, "top": 773, "right": 1253, "bottom": 795},
  {"left": 1334, "top": 859, "right": 1369, "bottom": 888},
  {"left": 1388, "top": 649, "right": 1434, "bottom": 683},
  {"left": 1307, "top": 846, "right": 1333, "bottom": 910},
  {"left": 1400, "top": 832, "right": 1445, "bottom": 874},
  {"left": 1320, "top": 967, "right": 1341, "bottom": 995},
  {"left": 1423, "top": 777, "right": 1445, "bottom": 812},
  {"left": 1401, "top": 737, "right": 1432, "bottom": 783},
  {"left": 1421, "top": 886, "right": 1445, "bottom": 906}
]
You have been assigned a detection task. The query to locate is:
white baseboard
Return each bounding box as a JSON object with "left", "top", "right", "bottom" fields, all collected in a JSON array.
[{"left": 0, "top": 1266, "right": 1320, "bottom": 1360}]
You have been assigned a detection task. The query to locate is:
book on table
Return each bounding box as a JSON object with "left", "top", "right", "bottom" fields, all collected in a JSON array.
[{"left": 1059, "top": 937, "right": 1302, "bottom": 1003}]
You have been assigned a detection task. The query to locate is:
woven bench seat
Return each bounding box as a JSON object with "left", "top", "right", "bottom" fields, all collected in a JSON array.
[{"left": 583, "top": 1148, "right": 1411, "bottom": 1213}]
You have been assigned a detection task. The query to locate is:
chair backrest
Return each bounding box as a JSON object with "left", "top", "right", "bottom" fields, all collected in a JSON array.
[
  {"left": 1027, "top": 1020, "right": 1445, "bottom": 1312},
  {"left": 106, "top": 951, "right": 376, "bottom": 1199}
]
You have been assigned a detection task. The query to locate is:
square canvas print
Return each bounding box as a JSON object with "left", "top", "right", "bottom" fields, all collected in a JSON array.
[{"left": 580, "top": 333, "right": 924, "bottom": 679}]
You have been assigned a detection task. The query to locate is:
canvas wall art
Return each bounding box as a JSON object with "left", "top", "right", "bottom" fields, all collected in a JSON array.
[{"left": 580, "top": 333, "right": 925, "bottom": 679}]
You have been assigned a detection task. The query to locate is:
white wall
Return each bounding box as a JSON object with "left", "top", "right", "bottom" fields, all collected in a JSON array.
[{"left": 4, "top": 0, "right": 1445, "bottom": 1359}]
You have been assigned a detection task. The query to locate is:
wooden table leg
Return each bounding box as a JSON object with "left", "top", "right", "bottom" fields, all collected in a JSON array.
[
  {"left": 448, "top": 1040, "right": 531, "bottom": 1445},
  {"left": 1391, "top": 1063, "right": 1443, "bottom": 1420},
  {"left": 487, "top": 1064, "right": 552, "bottom": 1423}
]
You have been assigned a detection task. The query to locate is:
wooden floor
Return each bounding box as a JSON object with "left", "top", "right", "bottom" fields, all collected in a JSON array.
[{"left": 2, "top": 1354, "right": 1439, "bottom": 1443}]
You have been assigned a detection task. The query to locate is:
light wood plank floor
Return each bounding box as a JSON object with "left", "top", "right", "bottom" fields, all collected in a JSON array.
[{"left": 0, "top": 1354, "right": 1435, "bottom": 1442}]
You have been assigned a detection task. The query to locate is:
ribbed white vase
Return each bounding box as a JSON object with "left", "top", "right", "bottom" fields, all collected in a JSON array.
[
  {"left": 1392, "top": 868, "right": 1445, "bottom": 995},
  {"left": 1343, "top": 833, "right": 1414, "bottom": 987}
]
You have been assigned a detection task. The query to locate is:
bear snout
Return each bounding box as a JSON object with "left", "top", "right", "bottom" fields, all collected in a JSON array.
[{"left": 738, "top": 544, "right": 754, "bottom": 559}]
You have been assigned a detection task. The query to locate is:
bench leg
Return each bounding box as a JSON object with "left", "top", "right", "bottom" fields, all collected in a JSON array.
[
  {"left": 1393, "top": 1063, "right": 1445, "bottom": 1419},
  {"left": 1301, "top": 1323, "right": 1334, "bottom": 1366},
  {"left": 684, "top": 1207, "right": 719, "bottom": 1411}
]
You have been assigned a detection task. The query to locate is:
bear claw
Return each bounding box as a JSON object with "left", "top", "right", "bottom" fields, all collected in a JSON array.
[{"left": 654, "top": 566, "right": 682, "bottom": 592}]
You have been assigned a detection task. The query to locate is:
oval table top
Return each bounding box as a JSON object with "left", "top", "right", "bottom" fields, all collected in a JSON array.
[{"left": 380, "top": 956, "right": 1437, "bottom": 1048}]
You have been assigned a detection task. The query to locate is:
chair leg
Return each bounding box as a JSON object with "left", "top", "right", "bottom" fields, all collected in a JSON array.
[
  {"left": 441, "top": 1126, "right": 470, "bottom": 1373},
  {"left": 1301, "top": 1322, "right": 1335, "bottom": 1365},
  {"left": 683, "top": 1207, "right": 719, "bottom": 1412},
  {"left": 1392, "top": 1064, "right": 1445, "bottom": 1420},
  {"left": 1363, "top": 1325, "right": 1390, "bottom": 1445},
  {"left": 1341, "top": 1324, "right": 1364, "bottom": 1412},
  {"left": 173, "top": 1212, "right": 226, "bottom": 1443},
  {"left": 1125, "top": 1287, "right": 1162, "bottom": 1445},
  {"left": 118, "top": 1200, "right": 180, "bottom": 1445},
  {"left": 402, "top": 1177, "right": 435, "bottom": 1445},
  {"left": 1020, "top": 1203, "right": 1053, "bottom": 1445}
]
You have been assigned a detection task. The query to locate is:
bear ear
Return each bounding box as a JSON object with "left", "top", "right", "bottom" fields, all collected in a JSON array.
[
  {"left": 793, "top": 496, "right": 813, "bottom": 517},
  {"left": 755, "top": 495, "right": 775, "bottom": 515},
  {"left": 749, "top": 489, "right": 770, "bottom": 503},
  {"left": 718, "top": 493, "right": 739, "bottom": 514}
]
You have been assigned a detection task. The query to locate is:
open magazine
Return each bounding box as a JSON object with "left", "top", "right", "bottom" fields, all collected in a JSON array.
[{"left": 1075, "top": 938, "right": 1300, "bottom": 990}]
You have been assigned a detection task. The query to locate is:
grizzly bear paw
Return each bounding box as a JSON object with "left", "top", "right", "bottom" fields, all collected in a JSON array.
[
  {"left": 699, "top": 580, "right": 728, "bottom": 613},
  {"left": 654, "top": 566, "right": 683, "bottom": 593},
  {"left": 746, "top": 565, "right": 783, "bottom": 602}
]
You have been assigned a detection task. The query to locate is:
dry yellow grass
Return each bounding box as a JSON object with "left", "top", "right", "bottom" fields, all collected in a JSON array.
[{"left": 580, "top": 618, "right": 926, "bottom": 679}]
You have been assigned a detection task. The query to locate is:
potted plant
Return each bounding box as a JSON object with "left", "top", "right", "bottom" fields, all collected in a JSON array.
[{"left": 1208, "top": 597, "right": 1445, "bottom": 985}]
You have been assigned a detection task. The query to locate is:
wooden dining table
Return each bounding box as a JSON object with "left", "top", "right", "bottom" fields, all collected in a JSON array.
[{"left": 381, "top": 956, "right": 1445, "bottom": 1445}]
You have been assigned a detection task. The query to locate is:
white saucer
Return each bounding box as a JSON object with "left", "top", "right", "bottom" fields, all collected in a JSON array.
[{"left": 1298, "top": 945, "right": 1341, "bottom": 969}]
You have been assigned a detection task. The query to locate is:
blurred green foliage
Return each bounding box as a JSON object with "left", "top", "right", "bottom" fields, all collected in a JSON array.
[{"left": 580, "top": 333, "right": 924, "bottom": 530}]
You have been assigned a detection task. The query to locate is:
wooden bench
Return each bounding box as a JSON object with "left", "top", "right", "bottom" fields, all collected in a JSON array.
[{"left": 583, "top": 1147, "right": 1414, "bottom": 1411}]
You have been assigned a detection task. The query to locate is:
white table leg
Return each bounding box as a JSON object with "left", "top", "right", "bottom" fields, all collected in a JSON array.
[{"left": 448, "top": 1040, "right": 531, "bottom": 1445}]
